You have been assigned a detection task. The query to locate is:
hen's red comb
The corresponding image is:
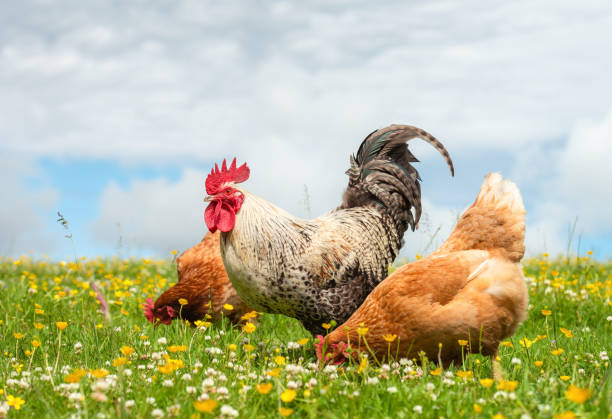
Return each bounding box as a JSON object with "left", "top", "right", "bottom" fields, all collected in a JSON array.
[{"left": 205, "top": 158, "right": 250, "bottom": 195}]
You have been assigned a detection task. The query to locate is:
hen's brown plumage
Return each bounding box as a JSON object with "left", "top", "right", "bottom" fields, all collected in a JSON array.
[
  {"left": 320, "top": 173, "right": 528, "bottom": 373},
  {"left": 149, "top": 232, "right": 252, "bottom": 325}
]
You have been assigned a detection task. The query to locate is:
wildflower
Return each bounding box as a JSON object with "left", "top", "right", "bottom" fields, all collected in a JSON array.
[
  {"left": 151, "top": 408, "right": 164, "bottom": 418},
  {"left": 33, "top": 322, "right": 44, "bottom": 330},
  {"left": 553, "top": 412, "right": 576, "bottom": 419},
  {"left": 480, "top": 378, "right": 494, "bottom": 388},
  {"left": 90, "top": 369, "right": 109, "bottom": 379},
  {"left": 413, "top": 405, "right": 423, "bottom": 414},
  {"left": 64, "top": 368, "right": 87, "bottom": 383},
  {"left": 243, "top": 344, "right": 255, "bottom": 352},
  {"left": 228, "top": 344, "right": 237, "bottom": 352},
  {"left": 497, "top": 380, "right": 518, "bottom": 391},
  {"left": 493, "top": 414, "right": 506, "bottom": 419},
  {"left": 501, "top": 341, "right": 514, "bottom": 348},
  {"left": 6, "top": 395, "right": 25, "bottom": 410},
  {"left": 243, "top": 322, "right": 256, "bottom": 334},
  {"left": 366, "top": 377, "right": 379, "bottom": 385},
  {"left": 551, "top": 349, "right": 564, "bottom": 356},
  {"left": 178, "top": 298, "right": 188, "bottom": 305},
  {"left": 430, "top": 367, "right": 441, "bottom": 376},
  {"left": 511, "top": 357, "right": 521, "bottom": 366},
  {"left": 113, "top": 357, "right": 127, "bottom": 367},
  {"left": 13, "top": 333, "right": 24, "bottom": 339},
  {"left": 356, "top": 323, "right": 368, "bottom": 336},
  {"left": 120, "top": 346, "right": 135, "bottom": 357},
  {"left": 600, "top": 351, "right": 609, "bottom": 361},
  {"left": 565, "top": 385, "right": 592, "bottom": 403},
  {"left": 541, "top": 309, "right": 552, "bottom": 316},
  {"left": 534, "top": 361, "right": 543, "bottom": 367},
  {"left": 297, "top": 338, "right": 309, "bottom": 346},
  {"left": 281, "top": 389, "right": 297, "bottom": 402},
  {"left": 383, "top": 334, "right": 397, "bottom": 343},
  {"left": 473, "top": 403, "right": 482, "bottom": 413},
  {"left": 257, "top": 383, "right": 273, "bottom": 394},
  {"left": 157, "top": 337, "right": 167, "bottom": 345},
  {"left": 167, "top": 345, "right": 187, "bottom": 353},
  {"left": 90, "top": 391, "right": 107, "bottom": 402},
  {"left": 31, "top": 339, "right": 41, "bottom": 348},
  {"left": 275, "top": 356, "right": 286, "bottom": 366},
  {"left": 457, "top": 339, "right": 468, "bottom": 346},
  {"left": 456, "top": 371, "right": 473, "bottom": 379},
  {"left": 222, "top": 304, "right": 234, "bottom": 311},
  {"left": 322, "top": 323, "right": 331, "bottom": 330},
  {"left": 358, "top": 357, "right": 368, "bottom": 373},
  {"left": 560, "top": 376, "right": 570, "bottom": 381},
  {"left": 221, "top": 405, "right": 239, "bottom": 418},
  {"left": 280, "top": 407, "right": 293, "bottom": 416},
  {"left": 56, "top": 322, "right": 68, "bottom": 331},
  {"left": 387, "top": 386, "right": 398, "bottom": 393},
  {"left": 560, "top": 328, "right": 573, "bottom": 338},
  {"left": 194, "top": 399, "right": 218, "bottom": 413}
]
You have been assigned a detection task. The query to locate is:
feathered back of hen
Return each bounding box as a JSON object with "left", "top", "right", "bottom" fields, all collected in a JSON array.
[{"left": 340, "top": 125, "right": 454, "bottom": 233}]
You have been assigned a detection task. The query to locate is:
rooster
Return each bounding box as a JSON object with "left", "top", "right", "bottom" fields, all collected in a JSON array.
[
  {"left": 144, "top": 232, "right": 253, "bottom": 325},
  {"left": 204, "top": 125, "right": 454, "bottom": 334},
  {"left": 317, "top": 173, "right": 528, "bottom": 378}
]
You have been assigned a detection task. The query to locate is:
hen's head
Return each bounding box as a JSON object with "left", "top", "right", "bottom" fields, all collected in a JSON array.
[
  {"left": 315, "top": 335, "right": 350, "bottom": 366},
  {"left": 204, "top": 158, "right": 250, "bottom": 233},
  {"left": 144, "top": 298, "right": 177, "bottom": 325}
]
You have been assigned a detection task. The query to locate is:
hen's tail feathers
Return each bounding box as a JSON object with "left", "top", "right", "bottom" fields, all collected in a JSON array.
[
  {"left": 435, "top": 173, "right": 526, "bottom": 262},
  {"left": 340, "top": 125, "right": 454, "bottom": 233}
]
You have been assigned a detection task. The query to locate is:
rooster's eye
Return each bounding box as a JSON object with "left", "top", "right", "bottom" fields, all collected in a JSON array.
[{"left": 225, "top": 189, "right": 231, "bottom": 195}]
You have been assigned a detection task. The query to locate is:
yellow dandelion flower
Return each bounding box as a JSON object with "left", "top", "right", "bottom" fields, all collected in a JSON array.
[
  {"left": 223, "top": 303, "right": 234, "bottom": 311},
  {"left": 280, "top": 389, "right": 297, "bottom": 403},
  {"left": 33, "top": 322, "right": 45, "bottom": 330},
  {"left": 551, "top": 348, "right": 564, "bottom": 356},
  {"left": 31, "top": 339, "right": 41, "bottom": 348},
  {"left": 243, "top": 344, "right": 255, "bottom": 352},
  {"left": 560, "top": 328, "right": 573, "bottom": 338},
  {"left": 457, "top": 339, "right": 468, "bottom": 347},
  {"left": 297, "top": 338, "right": 309, "bottom": 346},
  {"left": 501, "top": 341, "right": 514, "bottom": 348},
  {"left": 430, "top": 367, "right": 441, "bottom": 376},
  {"left": 275, "top": 356, "right": 286, "bottom": 366},
  {"left": 565, "top": 385, "right": 592, "bottom": 403},
  {"left": 383, "top": 334, "right": 397, "bottom": 343},
  {"left": 553, "top": 412, "right": 576, "bottom": 419},
  {"left": 534, "top": 361, "right": 543, "bottom": 367},
  {"left": 243, "top": 322, "right": 256, "bottom": 334},
  {"left": 358, "top": 356, "right": 368, "bottom": 373},
  {"left": 90, "top": 368, "right": 109, "bottom": 378},
  {"left": 492, "top": 414, "right": 506, "bottom": 419},
  {"left": 479, "top": 378, "right": 494, "bottom": 388},
  {"left": 34, "top": 308, "right": 44, "bottom": 315},
  {"left": 256, "top": 383, "right": 273, "bottom": 394},
  {"left": 170, "top": 250, "right": 178, "bottom": 255},
  {"left": 322, "top": 323, "right": 331, "bottom": 330},
  {"left": 356, "top": 323, "right": 368, "bottom": 336},
  {"left": 228, "top": 344, "right": 237, "bottom": 352},
  {"left": 56, "top": 321, "right": 68, "bottom": 331},
  {"left": 266, "top": 368, "right": 281, "bottom": 377},
  {"left": 178, "top": 298, "right": 188, "bottom": 306},
  {"left": 280, "top": 407, "right": 293, "bottom": 416},
  {"left": 497, "top": 379, "right": 518, "bottom": 391},
  {"left": 541, "top": 309, "right": 552, "bottom": 316},
  {"left": 13, "top": 333, "right": 24, "bottom": 339},
  {"left": 120, "top": 346, "right": 135, "bottom": 357},
  {"left": 6, "top": 395, "right": 25, "bottom": 410},
  {"left": 167, "top": 345, "right": 187, "bottom": 353},
  {"left": 473, "top": 403, "right": 482, "bottom": 413},
  {"left": 560, "top": 376, "right": 570, "bottom": 381},
  {"left": 113, "top": 357, "right": 127, "bottom": 367},
  {"left": 456, "top": 370, "right": 473, "bottom": 379},
  {"left": 194, "top": 399, "right": 218, "bottom": 413}
]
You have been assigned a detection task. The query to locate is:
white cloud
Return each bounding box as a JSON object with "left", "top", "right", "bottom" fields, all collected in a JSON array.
[{"left": 0, "top": 154, "right": 59, "bottom": 256}]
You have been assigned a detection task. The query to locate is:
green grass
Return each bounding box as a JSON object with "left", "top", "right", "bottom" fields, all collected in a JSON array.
[{"left": 0, "top": 254, "right": 610, "bottom": 418}]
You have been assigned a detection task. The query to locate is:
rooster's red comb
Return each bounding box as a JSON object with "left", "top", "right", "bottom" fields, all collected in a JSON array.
[{"left": 205, "top": 158, "right": 250, "bottom": 195}]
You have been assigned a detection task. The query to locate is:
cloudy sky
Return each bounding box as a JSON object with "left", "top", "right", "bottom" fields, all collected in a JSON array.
[{"left": 2, "top": 0, "right": 611, "bottom": 260}]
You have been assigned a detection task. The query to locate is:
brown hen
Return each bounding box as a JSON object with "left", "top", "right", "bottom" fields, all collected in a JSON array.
[
  {"left": 318, "top": 173, "right": 528, "bottom": 378},
  {"left": 144, "top": 232, "right": 253, "bottom": 325}
]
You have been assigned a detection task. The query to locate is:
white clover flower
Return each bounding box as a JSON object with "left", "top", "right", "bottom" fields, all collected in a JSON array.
[
  {"left": 123, "top": 369, "right": 132, "bottom": 377},
  {"left": 68, "top": 392, "right": 84, "bottom": 402},
  {"left": 308, "top": 378, "right": 318, "bottom": 388},
  {"left": 426, "top": 382, "right": 435, "bottom": 392},
  {"left": 151, "top": 408, "right": 164, "bottom": 418},
  {"left": 92, "top": 380, "right": 111, "bottom": 392},
  {"left": 381, "top": 364, "right": 391, "bottom": 372},
  {"left": 494, "top": 391, "right": 508, "bottom": 400},
  {"left": 323, "top": 365, "right": 337, "bottom": 374},
  {"left": 366, "top": 377, "right": 379, "bottom": 385},
  {"left": 146, "top": 397, "right": 156, "bottom": 405},
  {"left": 511, "top": 358, "right": 522, "bottom": 365},
  {"left": 162, "top": 379, "right": 173, "bottom": 387},
  {"left": 387, "top": 386, "right": 398, "bottom": 393},
  {"left": 114, "top": 327, "right": 121, "bottom": 332},
  {"left": 0, "top": 402, "right": 9, "bottom": 416},
  {"left": 204, "top": 335, "right": 211, "bottom": 341},
  {"left": 600, "top": 351, "right": 609, "bottom": 361},
  {"left": 157, "top": 337, "right": 167, "bottom": 345},
  {"left": 217, "top": 387, "right": 229, "bottom": 395},
  {"left": 182, "top": 373, "right": 192, "bottom": 381},
  {"left": 607, "top": 316, "right": 612, "bottom": 322},
  {"left": 74, "top": 342, "right": 83, "bottom": 352},
  {"left": 287, "top": 381, "right": 298, "bottom": 389},
  {"left": 413, "top": 405, "right": 423, "bottom": 414},
  {"left": 220, "top": 405, "right": 239, "bottom": 417},
  {"left": 202, "top": 378, "right": 215, "bottom": 388},
  {"left": 430, "top": 393, "right": 437, "bottom": 401},
  {"left": 442, "top": 378, "right": 454, "bottom": 386},
  {"left": 538, "top": 404, "right": 551, "bottom": 413},
  {"left": 218, "top": 373, "right": 228, "bottom": 382},
  {"left": 186, "top": 386, "right": 197, "bottom": 394},
  {"left": 125, "top": 400, "right": 135, "bottom": 408},
  {"left": 143, "top": 341, "right": 150, "bottom": 347},
  {"left": 520, "top": 413, "right": 531, "bottom": 419}
]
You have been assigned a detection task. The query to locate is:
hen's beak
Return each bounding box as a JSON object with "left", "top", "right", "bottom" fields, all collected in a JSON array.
[{"left": 204, "top": 195, "right": 214, "bottom": 202}]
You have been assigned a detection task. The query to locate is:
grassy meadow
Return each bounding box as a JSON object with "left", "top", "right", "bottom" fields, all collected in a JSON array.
[{"left": 0, "top": 253, "right": 610, "bottom": 418}]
